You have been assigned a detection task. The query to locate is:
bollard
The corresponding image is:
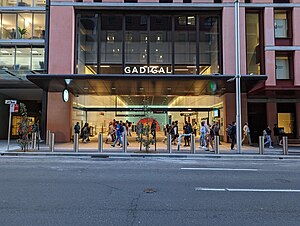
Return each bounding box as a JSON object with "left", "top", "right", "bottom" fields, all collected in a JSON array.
[
  {"left": 74, "top": 133, "right": 79, "bottom": 152},
  {"left": 122, "top": 133, "right": 127, "bottom": 153},
  {"left": 259, "top": 136, "right": 264, "bottom": 155},
  {"left": 190, "top": 134, "right": 195, "bottom": 154},
  {"left": 167, "top": 134, "right": 172, "bottom": 153},
  {"left": 214, "top": 135, "right": 220, "bottom": 154},
  {"left": 32, "top": 132, "right": 37, "bottom": 150},
  {"left": 98, "top": 133, "right": 103, "bottom": 152},
  {"left": 282, "top": 136, "right": 288, "bottom": 155},
  {"left": 49, "top": 133, "right": 55, "bottom": 152},
  {"left": 46, "top": 130, "right": 50, "bottom": 145}
]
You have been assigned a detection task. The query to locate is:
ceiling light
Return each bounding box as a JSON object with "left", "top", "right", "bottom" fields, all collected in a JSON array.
[
  {"left": 111, "top": 87, "right": 116, "bottom": 90},
  {"left": 83, "top": 87, "right": 89, "bottom": 90}
]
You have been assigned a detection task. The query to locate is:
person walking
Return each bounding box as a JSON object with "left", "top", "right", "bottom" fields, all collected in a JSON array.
[
  {"left": 273, "top": 124, "right": 280, "bottom": 145},
  {"left": 74, "top": 122, "right": 80, "bottom": 134},
  {"left": 111, "top": 121, "right": 123, "bottom": 147},
  {"left": 199, "top": 121, "right": 207, "bottom": 148},
  {"left": 228, "top": 122, "right": 236, "bottom": 150},
  {"left": 264, "top": 125, "right": 274, "bottom": 148},
  {"left": 242, "top": 122, "right": 252, "bottom": 146}
]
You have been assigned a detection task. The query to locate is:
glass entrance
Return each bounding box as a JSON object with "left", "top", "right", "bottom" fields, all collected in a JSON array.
[{"left": 72, "top": 95, "right": 224, "bottom": 152}]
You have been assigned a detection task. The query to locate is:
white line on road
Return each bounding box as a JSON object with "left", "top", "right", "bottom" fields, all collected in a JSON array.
[
  {"left": 195, "top": 187, "right": 300, "bottom": 193},
  {"left": 181, "top": 168, "right": 258, "bottom": 171}
]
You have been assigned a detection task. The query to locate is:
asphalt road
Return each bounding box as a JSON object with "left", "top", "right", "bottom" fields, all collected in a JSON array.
[{"left": 0, "top": 156, "right": 300, "bottom": 226}]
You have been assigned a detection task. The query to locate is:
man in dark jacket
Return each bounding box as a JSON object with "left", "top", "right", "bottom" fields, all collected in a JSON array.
[{"left": 229, "top": 121, "right": 236, "bottom": 150}]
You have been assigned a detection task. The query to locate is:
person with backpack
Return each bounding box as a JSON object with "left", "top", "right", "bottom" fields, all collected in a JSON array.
[
  {"left": 228, "top": 122, "right": 236, "bottom": 150},
  {"left": 264, "top": 125, "right": 273, "bottom": 148},
  {"left": 111, "top": 121, "right": 123, "bottom": 147}
]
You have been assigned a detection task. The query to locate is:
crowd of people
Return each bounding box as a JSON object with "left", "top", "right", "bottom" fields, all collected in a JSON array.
[{"left": 74, "top": 119, "right": 286, "bottom": 150}]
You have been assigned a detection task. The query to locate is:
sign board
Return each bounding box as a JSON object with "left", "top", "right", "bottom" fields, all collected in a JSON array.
[{"left": 5, "top": 100, "right": 17, "bottom": 105}]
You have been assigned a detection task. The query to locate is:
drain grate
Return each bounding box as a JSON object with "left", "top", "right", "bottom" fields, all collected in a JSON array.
[{"left": 144, "top": 188, "right": 157, "bottom": 193}]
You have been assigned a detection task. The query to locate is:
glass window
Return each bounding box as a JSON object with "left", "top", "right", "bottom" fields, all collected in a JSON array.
[
  {"left": 17, "top": 0, "right": 32, "bottom": 7},
  {"left": 174, "top": 15, "right": 196, "bottom": 74},
  {"left": 32, "top": 47, "right": 44, "bottom": 70},
  {"left": 150, "top": 16, "right": 172, "bottom": 68},
  {"left": 125, "top": 15, "right": 148, "bottom": 67},
  {"left": 33, "top": 14, "right": 45, "bottom": 39},
  {"left": 0, "top": 46, "right": 15, "bottom": 70},
  {"left": 274, "top": 10, "right": 288, "bottom": 38},
  {"left": 34, "top": 0, "right": 46, "bottom": 6},
  {"left": 276, "top": 55, "right": 290, "bottom": 79},
  {"left": 77, "top": 14, "right": 98, "bottom": 74},
  {"left": 18, "top": 13, "right": 33, "bottom": 39},
  {"left": 246, "top": 13, "right": 261, "bottom": 75},
  {"left": 199, "top": 15, "right": 220, "bottom": 75},
  {"left": 278, "top": 113, "right": 294, "bottom": 134},
  {"left": 101, "top": 15, "right": 123, "bottom": 74},
  {"left": 1, "top": 14, "right": 17, "bottom": 39},
  {"left": 15, "top": 46, "right": 31, "bottom": 70}
]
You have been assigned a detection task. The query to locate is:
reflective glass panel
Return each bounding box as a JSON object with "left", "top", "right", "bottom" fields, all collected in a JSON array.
[
  {"left": 18, "top": 13, "right": 33, "bottom": 39},
  {"left": 33, "top": 14, "right": 45, "bottom": 39},
  {"left": 174, "top": 15, "right": 196, "bottom": 74},
  {"left": 101, "top": 15, "right": 122, "bottom": 74},
  {"left": 32, "top": 47, "right": 44, "bottom": 70},
  {"left": 1, "top": 14, "right": 17, "bottom": 39},
  {"left": 246, "top": 13, "right": 261, "bottom": 74},
  {"left": 199, "top": 15, "right": 220, "bottom": 74},
  {"left": 77, "top": 14, "right": 98, "bottom": 74},
  {"left": 0, "top": 46, "right": 15, "bottom": 70},
  {"left": 15, "top": 46, "right": 31, "bottom": 70}
]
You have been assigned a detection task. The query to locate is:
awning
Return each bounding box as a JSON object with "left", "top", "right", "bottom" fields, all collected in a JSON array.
[{"left": 26, "top": 74, "right": 267, "bottom": 96}]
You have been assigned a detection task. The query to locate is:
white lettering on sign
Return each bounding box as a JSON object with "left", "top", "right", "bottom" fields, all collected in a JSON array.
[{"left": 124, "top": 66, "right": 172, "bottom": 74}]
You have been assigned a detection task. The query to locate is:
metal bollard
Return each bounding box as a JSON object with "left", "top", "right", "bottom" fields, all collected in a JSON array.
[
  {"left": 282, "top": 136, "right": 288, "bottom": 155},
  {"left": 259, "top": 136, "right": 264, "bottom": 155},
  {"left": 167, "top": 134, "right": 172, "bottom": 153},
  {"left": 214, "top": 135, "right": 220, "bottom": 154},
  {"left": 49, "top": 133, "right": 55, "bottom": 152},
  {"left": 74, "top": 133, "right": 79, "bottom": 152},
  {"left": 46, "top": 130, "right": 50, "bottom": 145},
  {"left": 98, "top": 133, "right": 103, "bottom": 152},
  {"left": 122, "top": 133, "right": 127, "bottom": 153},
  {"left": 190, "top": 134, "right": 195, "bottom": 154},
  {"left": 32, "top": 132, "right": 37, "bottom": 150}
]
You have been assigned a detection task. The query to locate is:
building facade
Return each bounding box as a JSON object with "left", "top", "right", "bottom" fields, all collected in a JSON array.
[
  {"left": 3, "top": 0, "right": 300, "bottom": 145},
  {"left": 0, "top": 0, "right": 46, "bottom": 139}
]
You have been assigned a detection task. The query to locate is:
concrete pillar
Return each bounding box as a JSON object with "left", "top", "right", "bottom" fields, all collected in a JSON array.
[{"left": 264, "top": 7, "right": 276, "bottom": 86}]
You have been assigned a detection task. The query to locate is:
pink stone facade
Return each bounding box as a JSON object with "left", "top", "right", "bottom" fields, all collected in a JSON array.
[{"left": 47, "top": 1, "right": 300, "bottom": 142}]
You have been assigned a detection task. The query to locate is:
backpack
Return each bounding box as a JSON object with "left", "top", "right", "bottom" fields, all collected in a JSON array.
[
  {"left": 227, "top": 126, "right": 233, "bottom": 136},
  {"left": 119, "top": 125, "right": 124, "bottom": 133}
]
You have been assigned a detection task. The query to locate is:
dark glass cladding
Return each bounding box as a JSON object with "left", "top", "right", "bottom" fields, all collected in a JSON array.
[{"left": 76, "top": 12, "right": 221, "bottom": 75}]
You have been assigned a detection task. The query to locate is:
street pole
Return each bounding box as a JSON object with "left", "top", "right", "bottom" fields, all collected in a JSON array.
[{"left": 235, "top": 0, "right": 242, "bottom": 154}]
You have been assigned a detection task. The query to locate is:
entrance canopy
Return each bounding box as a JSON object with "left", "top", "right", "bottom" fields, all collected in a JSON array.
[{"left": 26, "top": 74, "right": 267, "bottom": 96}]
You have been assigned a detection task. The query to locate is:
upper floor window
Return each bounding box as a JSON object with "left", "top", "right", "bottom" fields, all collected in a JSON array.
[
  {"left": 0, "top": 13, "right": 45, "bottom": 39},
  {"left": 276, "top": 54, "right": 291, "bottom": 80},
  {"left": 273, "top": 0, "right": 289, "bottom": 3},
  {"left": 274, "top": 10, "right": 289, "bottom": 38},
  {"left": 0, "top": 0, "right": 46, "bottom": 7}
]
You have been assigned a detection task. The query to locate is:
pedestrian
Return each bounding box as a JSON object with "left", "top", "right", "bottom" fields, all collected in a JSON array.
[
  {"left": 111, "top": 121, "right": 123, "bottom": 147},
  {"left": 228, "top": 122, "right": 236, "bottom": 150},
  {"left": 74, "top": 122, "right": 80, "bottom": 134},
  {"left": 264, "top": 125, "right": 274, "bottom": 148},
  {"left": 242, "top": 122, "right": 252, "bottom": 146},
  {"left": 81, "top": 122, "right": 90, "bottom": 143},
  {"left": 192, "top": 122, "right": 198, "bottom": 137},
  {"left": 199, "top": 121, "right": 207, "bottom": 148},
  {"left": 214, "top": 121, "right": 221, "bottom": 144}
]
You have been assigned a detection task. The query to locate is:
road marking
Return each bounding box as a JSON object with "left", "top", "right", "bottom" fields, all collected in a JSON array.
[
  {"left": 181, "top": 168, "right": 258, "bottom": 171},
  {"left": 195, "top": 187, "right": 300, "bottom": 193}
]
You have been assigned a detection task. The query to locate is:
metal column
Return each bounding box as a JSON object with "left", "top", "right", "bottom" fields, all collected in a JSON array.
[
  {"left": 46, "top": 129, "right": 50, "bottom": 145},
  {"left": 259, "top": 136, "right": 264, "bottom": 155},
  {"left": 122, "top": 133, "right": 127, "bottom": 153},
  {"left": 98, "top": 133, "right": 103, "bottom": 152},
  {"left": 49, "top": 133, "right": 54, "bottom": 152},
  {"left": 190, "top": 134, "right": 195, "bottom": 154},
  {"left": 31, "top": 132, "right": 37, "bottom": 150},
  {"left": 214, "top": 135, "right": 220, "bottom": 154},
  {"left": 74, "top": 133, "right": 79, "bottom": 152},
  {"left": 167, "top": 134, "right": 172, "bottom": 153},
  {"left": 282, "top": 136, "right": 288, "bottom": 155}
]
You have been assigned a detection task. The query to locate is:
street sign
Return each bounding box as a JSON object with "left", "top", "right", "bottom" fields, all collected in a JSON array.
[{"left": 5, "top": 100, "right": 17, "bottom": 105}]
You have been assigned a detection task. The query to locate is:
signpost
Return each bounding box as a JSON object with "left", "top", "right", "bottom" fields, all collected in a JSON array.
[{"left": 5, "top": 100, "right": 18, "bottom": 151}]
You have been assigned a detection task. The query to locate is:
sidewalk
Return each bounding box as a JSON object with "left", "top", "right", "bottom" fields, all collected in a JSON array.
[{"left": 1, "top": 139, "right": 300, "bottom": 159}]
